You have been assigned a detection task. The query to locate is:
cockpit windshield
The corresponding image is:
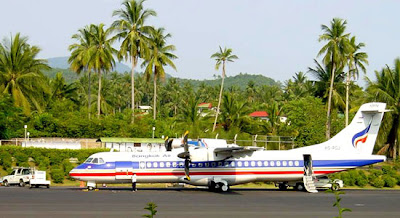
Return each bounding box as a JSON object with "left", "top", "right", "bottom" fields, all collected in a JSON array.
[{"left": 84, "top": 157, "right": 105, "bottom": 164}]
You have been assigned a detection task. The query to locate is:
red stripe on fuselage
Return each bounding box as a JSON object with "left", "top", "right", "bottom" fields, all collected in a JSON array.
[{"left": 70, "top": 170, "right": 339, "bottom": 177}]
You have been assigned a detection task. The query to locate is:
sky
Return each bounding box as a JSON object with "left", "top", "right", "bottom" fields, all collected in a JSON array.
[{"left": 1, "top": 0, "right": 400, "bottom": 84}]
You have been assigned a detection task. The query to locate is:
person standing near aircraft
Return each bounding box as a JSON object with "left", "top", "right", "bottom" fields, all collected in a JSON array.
[{"left": 132, "top": 174, "right": 137, "bottom": 192}]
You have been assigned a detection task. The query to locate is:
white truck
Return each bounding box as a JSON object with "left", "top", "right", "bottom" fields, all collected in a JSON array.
[
  {"left": 1, "top": 167, "right": 32, "bottom": 187},
  {"left": 1, "top": 167, "right": 50, "bottom": 188}
]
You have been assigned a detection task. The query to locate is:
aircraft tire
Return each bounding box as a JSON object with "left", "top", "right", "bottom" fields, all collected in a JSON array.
[
  {"left": 278, "top": 183, "right": 287, "bottom": 190},
  {"left": 19, "top": 179, "right": 25, "bottom": 187},
  {"left": 221, "top": 184, "right": 229, "bottom": 192},
  {"left": 331, "top": 183, "right": 339, "bottom": 191},
  {"left": 295, "top": 183, "right": 305, "bottom": 191},
  {"left": 87, "top": 186, "right": 95, "bottom": 191}
]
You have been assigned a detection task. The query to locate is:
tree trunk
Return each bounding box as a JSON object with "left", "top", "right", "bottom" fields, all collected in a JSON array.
[
  {"left": 131, "top": 56, "right": 137, "bottom": 123},
  {"left": 213, "top": 62, "right": 225, "bottom": 132},
  {"left": 345, "top": 70, "right": 350, "bottom": 126},
  {"left": 326, "top": 61, "right": 335, "bottom": 139},
  {"left": 97, "top": 70, "right": 102, "bottom": 118},
  {"left": 153, "top": 69, "right": 157, "bottom": 120},
  {"left": 88, "top": 71, "right": 91, "bottom": 120}
]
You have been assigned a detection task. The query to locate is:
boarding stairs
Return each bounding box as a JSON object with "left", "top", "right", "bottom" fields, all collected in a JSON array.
[{"left": 303, "top": 175, "right": 318, "bottom": 193}]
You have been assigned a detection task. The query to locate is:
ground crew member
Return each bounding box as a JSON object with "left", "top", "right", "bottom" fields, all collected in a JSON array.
[{"left": 132, "top": 173, "right": 137, "bottom": 192}]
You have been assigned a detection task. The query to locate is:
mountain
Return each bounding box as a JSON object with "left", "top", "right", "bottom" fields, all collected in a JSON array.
[
  {"left": 47, "top": 57, "right": 131, "bottom": 73},
  {"left": 176, "top": 73, "right": 280, "bottom": 89}
]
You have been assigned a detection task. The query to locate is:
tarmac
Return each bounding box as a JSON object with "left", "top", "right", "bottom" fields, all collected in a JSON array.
[{"left": 0, "top": 186, "right": 399, "bottom": 218}]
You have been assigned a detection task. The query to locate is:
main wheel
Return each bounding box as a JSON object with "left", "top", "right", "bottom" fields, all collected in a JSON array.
[
  {"left": 278, "top": 183, "right": 288, "bottom": 190},
  {"left": 19, "top": 179, "right": 25, "bottom": 187},
  {"left": 331, "top": 183, "right": 339, "bottom": 191},
  {"left": 3, "top": 180, "right": 9, "bottom": 187},
  {"left": 295, "top": 183, "right": 305, "bottom": 191},
  {"left": 221, "top": 184, "right": 229, "bottom": 192},
  {"left": 87, "top": 186, "right": 95, "bottom": 191}
]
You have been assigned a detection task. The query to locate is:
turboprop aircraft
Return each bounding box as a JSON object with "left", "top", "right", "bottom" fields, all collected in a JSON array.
[{"left": 69, "top": 102, "right": 388, "bottom": 192}]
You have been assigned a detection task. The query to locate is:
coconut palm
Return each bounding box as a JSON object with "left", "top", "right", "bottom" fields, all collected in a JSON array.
[
  {"left": 142, "top": 28, "right": 177, "bottom": 120},
  {"left": 112, "top": 0, "right": 156, "bottom": 122},
  {"left": 366, "top": 58, "right": 400, "bottom": 159},
  {"left": 318, "top": 18, "right": 352, "bottom": 139},
  {"left": 308, "top": 59, "right": 346, "bottom": 110},
  {"left": 0, "top": 33, "right": 50, "bottom": 115},
  {"left": 345, "top": 36, "right": 368, "bottom": 126},
  {"left": 68, "top": 26, "right": 94, "bottom": 119},
  {"left": 211, "top": 46, "right": 238, "bottom": 132},
  {"left": 86, "top": 24, "right": 116, "bottom": 117}
]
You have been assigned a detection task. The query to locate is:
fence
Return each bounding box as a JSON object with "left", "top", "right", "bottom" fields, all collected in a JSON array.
[
  {"left": 226, "top": 135, "right": 295, "bottom": 150},
  {"left": 0, "top": 138, "right": 101, "bottom": 149}
]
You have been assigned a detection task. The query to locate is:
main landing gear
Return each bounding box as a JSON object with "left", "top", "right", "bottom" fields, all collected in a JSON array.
[{"left": 209, "top": 181, "right": 230, "bottom": 192}]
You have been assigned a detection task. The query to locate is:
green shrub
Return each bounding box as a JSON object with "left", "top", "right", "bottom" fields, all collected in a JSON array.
[
  {"left": 382, "top": 166, "right": 396, "bottom": 176},
  {"left": 340, "top": 172, "right": 355, "bottom": 186},
  {"left": 369, "top": 169, "right": 383, "bottom": 177},
  {"left": 371, "top": 177, "right": 385, "bottom": 188},
  {"left": 0, "top": 152, "right": 12, "bottom": 170},
  {"left": 50, "top": 167, "right": 64, "bottom": 184},
  {"left": 62, "top": 159, "right": 74, "bottom": 178},
  {"left": 382, "top": 175, "right": 396, "bottom": 188}
]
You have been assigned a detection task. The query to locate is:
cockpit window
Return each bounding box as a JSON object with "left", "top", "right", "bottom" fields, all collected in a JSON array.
[
  {"left": 92, "top": 158, "right": 99, "bottom": 164},
  {"left": 99, "top": 158, "right": 105, "bottom": 164},
  {"left": 85, "top": 158, "right": 93, "bottom": 163}
]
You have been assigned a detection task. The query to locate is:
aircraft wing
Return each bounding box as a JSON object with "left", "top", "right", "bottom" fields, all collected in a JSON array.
[{"left": 214, "top": 146, "right": 263, "bottom": 156}]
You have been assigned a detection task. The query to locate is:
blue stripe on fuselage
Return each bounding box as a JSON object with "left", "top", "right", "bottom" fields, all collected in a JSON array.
[{"left": 74, "top": 159, "right": 383, "bottom": 170}]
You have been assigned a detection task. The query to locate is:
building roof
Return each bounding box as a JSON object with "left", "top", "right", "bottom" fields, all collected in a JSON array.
[
  {"left": 249, "top": 111, "right": 269, "bottom": 117},
  {"left": 198, "top": 103, "right": 212, "bottom": 108},
  {"left": 97, "top": 138, "right": 164, "bottom": 143}
]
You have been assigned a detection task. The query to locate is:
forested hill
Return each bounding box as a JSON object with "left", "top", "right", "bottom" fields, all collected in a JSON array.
[
  {"left": 44, "top": 57, "right": 280, "bottom": 88},
  {"left": 176, "top": 73, "right": 280, "bottom": 89}
]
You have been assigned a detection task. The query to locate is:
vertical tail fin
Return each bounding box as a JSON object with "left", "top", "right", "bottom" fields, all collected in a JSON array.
[{"left": 327, "top": 102, "right": 387, "bottom": 155}]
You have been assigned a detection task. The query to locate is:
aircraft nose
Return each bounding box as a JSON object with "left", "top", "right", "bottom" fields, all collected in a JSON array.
[{"left": 69, "top": 168, "right": 78, "bottom": 179}]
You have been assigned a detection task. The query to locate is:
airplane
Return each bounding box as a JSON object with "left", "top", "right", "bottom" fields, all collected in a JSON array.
[{"left": 69, "top": 102, "right": 388, "bottom": 192}]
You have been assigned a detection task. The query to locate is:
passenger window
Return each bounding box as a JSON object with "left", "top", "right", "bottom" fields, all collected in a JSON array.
[
  {"left": 23, "top": 169, "right": 30, "bottom": 175},
  {"left": 11, "top": 170, "right": 16, "bottom": 175},
  {"left": 17, "top": 169, "right": 22, "bottom": 174},
  {"left": 92, "top": 158, "right": 99, "bottom": 164}
]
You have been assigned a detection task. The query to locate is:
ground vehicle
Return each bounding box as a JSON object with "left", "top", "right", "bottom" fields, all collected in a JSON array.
[
  {"left": 29, "top": 170, "right": 50, "bottom": 188},
  {"left": 1, "top": 168, "right": 32, "bottom": 187},
  {"left": 278, "top": 176, "right": 344, "bottom": 191}
]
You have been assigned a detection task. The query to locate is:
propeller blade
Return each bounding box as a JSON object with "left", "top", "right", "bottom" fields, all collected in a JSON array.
[
  {"left": 167, "top": 138, "right": 173, "bottom": 151},
  {"left": 183, "top": 131, "right": 189, "bottom": 153},
  {"left": 184, "top": 159, "right": 191, "bottom": 181},
  {"left": 164, "top": 136, "right": 169, "bottom": 150}
]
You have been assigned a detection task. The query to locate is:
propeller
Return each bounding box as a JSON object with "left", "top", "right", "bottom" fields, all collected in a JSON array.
[
  {"left": 164, "top": 137, "right": 173, "bottom": 151},
  {"left": 177, "top": 131, "right": 190, "bottom": 181}
]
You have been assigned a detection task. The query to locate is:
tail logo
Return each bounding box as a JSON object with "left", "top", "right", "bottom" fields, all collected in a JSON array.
[{"left": 352, "top": 123, "right": 371, "bottom": 148}]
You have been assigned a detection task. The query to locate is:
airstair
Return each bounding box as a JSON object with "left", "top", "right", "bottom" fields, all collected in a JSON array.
[{"left": 303, "top": 175, "right": 318, "bottom": 193}]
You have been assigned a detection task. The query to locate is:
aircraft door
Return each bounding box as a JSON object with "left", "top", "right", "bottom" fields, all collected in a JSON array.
[
  {"left": 115, "top": 162, "right": 136, "bottom": 180},
  {"left": 303, "top": 154, "right": 313, "bottom": 176}
]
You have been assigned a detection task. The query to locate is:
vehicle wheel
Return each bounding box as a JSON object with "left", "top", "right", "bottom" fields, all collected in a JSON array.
[
  {"left": 221, "top": 184, "right": 229, "bottom": 192},
  {"left": 29, "top": 182, "right": 33, "bottom": 189},
  {"left": 331, "top": 183, "right": 339, "bottom": 191},
  {"left": 19, "top": 179, "right": 25, "bottom": 187},
  {"left": 46, "top": 185, "right": 50, "bottom": 189},
  {"left": 3, "top": 180, "right": 9, "bottom": 187},
  {"left": 296, "top": 183, "right": 305, "bottom": 191},
  {"left": 278, "top": 183, "right": 288, "bottom": 191}
]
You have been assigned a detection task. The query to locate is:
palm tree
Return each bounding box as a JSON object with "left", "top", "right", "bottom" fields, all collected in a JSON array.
[
  {"left": 366, "top": 58, "right": 400, "bottom": 159},
  {"left": 112, "top": 0, "right": 156, "bottom": 122},
  {"left": 50, "top": 72, "right": 78, "bottom": 103},
  {"left": 68, "top": 26, "right": 93, "bottom": 119},
  {"left": 220, "top": 93, "right": 249, "bottom": 131},
  {"left": 86, "top": 24, "right": 116, "bottom": 117},
  {"left": 211, "top": 46, "right": 238, "bottom": 132},
  {"left": 142, "top": 28, "right": 177, "bottom": 120},
  {"left": 0, "top": 33, "right": 50, "bottom": 115},
  {"left": 308, "top": 59, "right": 346, "bottom": 110},
  {"left": 345, "top": 36, "right": 368, "bottom": 126},
  {"left": 318, "top": 18, "right": 352, "bottom": 139}
]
